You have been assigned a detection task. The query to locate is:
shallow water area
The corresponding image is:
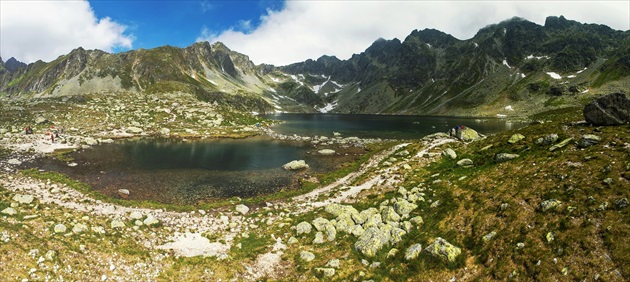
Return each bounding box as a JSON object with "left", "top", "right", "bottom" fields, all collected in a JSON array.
[{"left": 27, "top": 136, "right": 364, "bottom": 205}]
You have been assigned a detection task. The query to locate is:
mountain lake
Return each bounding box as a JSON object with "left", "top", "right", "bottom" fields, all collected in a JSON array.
[{"left": 27, "top": 114, "right": 524, "bottom": 204}]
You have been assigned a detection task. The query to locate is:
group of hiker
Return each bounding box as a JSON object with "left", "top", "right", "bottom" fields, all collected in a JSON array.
[{"left": 24, "top": 125, "right": 64, "bottom": 143}]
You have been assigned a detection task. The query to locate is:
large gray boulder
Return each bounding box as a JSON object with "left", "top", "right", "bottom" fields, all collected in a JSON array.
[
  {"left": 424, "top": 237, "right": 462, "bottom": 262},
  {"left": 583, "top": 93, "right": 630, "bottom": 125},
  {"left": 451, "top": 126, "right": 481, "bottom": 142},
  {"left": 355, "top": 227, "right": 390, "bottom": 257}
]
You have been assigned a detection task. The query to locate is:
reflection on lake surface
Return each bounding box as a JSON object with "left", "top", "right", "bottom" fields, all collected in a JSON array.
[{"left": 261, "top": 113, "right": 523, "bottom": 139}]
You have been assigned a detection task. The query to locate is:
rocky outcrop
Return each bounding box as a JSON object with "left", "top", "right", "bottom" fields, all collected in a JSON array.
[{"left": 583, "top": 93, "right": 630, "bottom": 125}]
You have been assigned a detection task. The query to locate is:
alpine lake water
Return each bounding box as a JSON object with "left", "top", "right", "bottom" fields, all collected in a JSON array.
[{"left": 29, "top": 114, "right": 523, "bottom": 205}]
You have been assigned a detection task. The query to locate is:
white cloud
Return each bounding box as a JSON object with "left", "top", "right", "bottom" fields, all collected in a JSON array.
[
  {"left": 0, "top": 0, "right": 133, "bottom": 63},
  {"left": 198, "top": 1, "right": 629, "bottom": 66}
]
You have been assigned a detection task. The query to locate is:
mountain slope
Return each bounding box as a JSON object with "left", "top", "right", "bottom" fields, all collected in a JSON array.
[{"left": 1, "top": 16, "right": 629, "bottom": 117}]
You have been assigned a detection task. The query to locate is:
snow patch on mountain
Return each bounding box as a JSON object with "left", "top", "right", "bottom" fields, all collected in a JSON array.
[{"left": 546, "top": 72, "right": 562, "bottom": 79}]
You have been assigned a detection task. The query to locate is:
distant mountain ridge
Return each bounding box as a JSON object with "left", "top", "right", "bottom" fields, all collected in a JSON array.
[{"left": 1, "top": 16, "right": 629, "bottom": 117}]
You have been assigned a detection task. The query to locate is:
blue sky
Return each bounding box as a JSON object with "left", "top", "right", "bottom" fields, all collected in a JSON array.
[
  {"left": 89, "top": 0, "right": 285, "bottom": 51},
  {"left": 1, "top": 0, "right": 629, "bottom": 65}
]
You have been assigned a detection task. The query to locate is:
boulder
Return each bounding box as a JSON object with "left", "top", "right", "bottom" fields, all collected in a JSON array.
[
  {"left": 296, "top": 221, "right": 312, "bottom": 235},
  {"left": 482, "top": 231, "right": 497, "bottom": 242},
  {"left": 355, "top": 227, "right": 390, "bottom": 257},
  {"left": 313, "top": 232, "right": 325, "bottom": 244},
  {"left": 312, "top": 217, "right": 331, "bottom": 231},
  {"left": 7, "top": 159, "right": 22, "bottom": 165},
  {"left": 381, "top": 206, "right": 401, "bottom": 223},
  {"left": 318, "top": 149, "right": 336, "bottom": 155},
  {"left": 453, "top": 126, "right": 481, "bottom": 142},
  {"left": 549, "top": 138, "right": 573, "bottom": 152},
  {"left": 35, "top": 117, "right": 49, "bottom": 124},
  {"left": 393, "top": 199, "right": 417, "bottom": 216},
  {"left": 282, "top": 160, "right": 309, "bottom": 170},
  {"left": 456, "top": 159, "right": 474, "bottom": 167},
  {"left": 535, "top": 134, "right": 559, "bottom": 145},
  {"left": 72, "top": 223, "right": 88, "bottom": 234},
  {"left": 299, "top": 251, "right": 315, "bottom": 262},
  {"left": 117, "top": 189, "right": 130, "bottom": 199},
  {"left": 126, "top": 127, "right": 143, "bottom": 134},
  {"left": 390, "top": 228, "right": 407, "bottom": 245},
  {"left": 494, "top": 153, "right": 519, "bottom": 163},
  {"left": 583, "top": 93, "right": 630, "bottom": 125},
  {"left": 54, "top": 224, "right": 67, "bottom": 233},
  {"left": 508, "top": 134, "right": 525, "bottom": 144},
  {"left": 1, "top": 207, "right": 17, "bottom": 216},
  {"left": 129, "top": 211, "right": 143, "bottom": 220},
  {"left": 442, "top": 148, "right": 457, "bottom": 159},
  {"left": 404, "top": 243, "right": 423, "bottom": 260},
  {"left": 143, "top": 215, "right": 160, "bottom": 226},
  {"left": 12, "top": 194, "right": 34, "bottom": 204},
  {"left": 235, "top": 204, "right": 249, "bottom": 215},
  {"left": 160, "top": 128, "right": 171, "bottom": 136},
  {"left": 84, "top": 137, "right": 98, "bottom": 146},
  {"left": 315, "top": 268, "right": 335, "bottom": 278},
  {"left": 111, "top": 220, "right": 125, "bottom": 229},
  {"left": 577, "top": 134, "right": 601, "bottom": 148},
  {"left": 424, "top": 237, "right": 462, "bottom": 262}
]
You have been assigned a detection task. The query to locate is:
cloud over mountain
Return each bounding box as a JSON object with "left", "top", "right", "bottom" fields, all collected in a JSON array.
[{"left": 0, "top": 0, "right": 133, "bottom": 63}]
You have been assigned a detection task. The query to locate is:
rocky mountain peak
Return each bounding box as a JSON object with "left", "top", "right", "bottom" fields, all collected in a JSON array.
[{"left": 4, "top": 57, "right": 27, "bottom": 73}]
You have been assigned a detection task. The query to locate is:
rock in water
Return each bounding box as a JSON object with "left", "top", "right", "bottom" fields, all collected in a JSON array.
[
  {"left": 583, "top": 93, "right": 630, "bottom": 125},
  {"left": 283, "top": 160, "right": 309, "bottom": 170},
  {"left": 318, "top": 149, "right": 336, "bottom": 155},
  {"left": 424, "top": 237, "right": 461, "bottom": 262}
]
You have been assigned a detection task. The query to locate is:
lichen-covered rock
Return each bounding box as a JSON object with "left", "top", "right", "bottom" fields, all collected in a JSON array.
[
  {"left": 349, "top": 224, "right": 365, "bottom": 237},
  {"left": 300, "top": 251, "right": 315, "bottom": 262},
  {"left": 313, "top": 232, "right": 325, "bottom": 244},
  {"left": 424, "top": 237, "right": 461, "bottom": 262},
  {"left": 312, "top": 217, "right": 331, "bottom": 231},
  {"left": 296, "top": 221, "right": 312, "bottom": 235},
  {"left": 541, "top": 199, "right": 562, "bottom": 211},
  {"left": 393, "top": 199, "right": 417, "bottom": 216},
  {"left": 126, "top": 126, "right": 143, "bottom": 134},
  {"left": 482, "top": 231, "right": 497, "bottom": 242},
  {"left": 390, "top": 228, "right": 407, "bottom": 245},
  {"left": 355, "top": 227, "right": 390, "bottom": 257},
  {"left": 410, "top": 216, "right": 424, "bottom": 226},
  {"left": 287, "top": 237, "right": 298, "bottom": 245},
  {"left": 361, "top": 212, "right": 381, "bottom": 229},
  {"left": 577, "top": 134, "right": 601, "bottom": 148},
  {"left": 387, "top": 248, "right": 399, "bottom": 259},
  {"left": 549, "top": 138, "right": 573, "bottom": 152},
  {"left": 326, "top": 259, "right": 340, "bottom": 268},
  {"left": 335, "top": 214, "right": 356, "bottom": 233},
  {"left": 282, "top": 160, "right": 309, "bottom": 170},
  {"left": 315, "top": 267, "right": 336, "bottom": 277},
  {"left": 324, "top": 224, "right": 337, "bottom": 241},
  {"left": 535, "top": 134, "right": 559, "bottom": 145},
  {"left": 129, "top": 211, "right": 143, "bottom": 220},
  {"left": 453, "top": 126, "right": 481, "bottom": 142},
  {"left": 442, "top": 148, "right": 457, "bottom": 159},
  {"left": 508, "top": 133, "right": 525, "bottom": 144},
  {"left": 84, "top": 137, "right": 98, "bottom": 146},
  {"left": 494, "top": 153, "right": 519, "bottom": 163},
  {"left": 404, "top": 244, "right": 423, "bottom": 260},
  {"left": 381, "top": 206, "right": 401, "bottom": 223}
]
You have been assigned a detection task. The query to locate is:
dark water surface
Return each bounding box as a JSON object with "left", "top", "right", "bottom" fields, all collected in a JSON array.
[
  {"left": 261, "top": 113, "right": 523, "bottom": 139},
  {"left": 29, "top": 137, "right": 363, "bottom": 204},
  {"left": 29, "top": 114, "right": 523, "bottom": 204}
]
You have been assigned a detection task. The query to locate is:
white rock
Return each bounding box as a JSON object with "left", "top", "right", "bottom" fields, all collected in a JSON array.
[
  {"left": 235, "top": 204, "right": 249, "bottom": 215},
  {"left": 129, "top": 211, "right": 143, "bottom": 220},
  {"left": 7, "top": 159, "right": 22, "bottom": 165},
  {"left": 54, "top": 224, "right": 67, "bottom": 233},
  {"left": 1, "top": 207, "right": 17, "bottom": 215}
]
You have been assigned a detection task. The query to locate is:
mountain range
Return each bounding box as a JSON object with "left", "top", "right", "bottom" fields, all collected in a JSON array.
[{"left": 1, "top": 16, "right": 629, "bottom": 117}]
